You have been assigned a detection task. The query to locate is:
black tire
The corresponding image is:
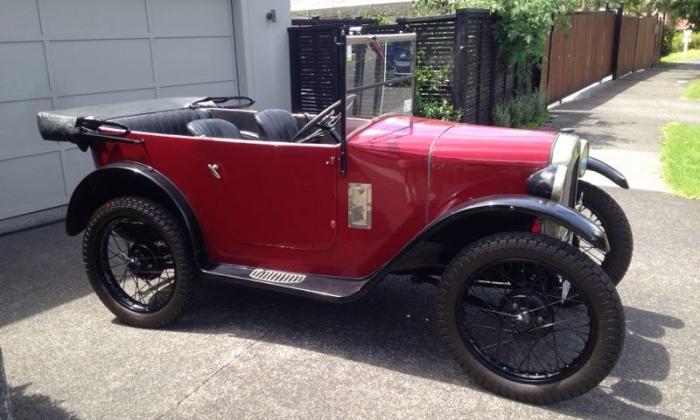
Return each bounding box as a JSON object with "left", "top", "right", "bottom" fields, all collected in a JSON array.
[
  {"left": 83, "top": 196, "right": 195, "bottom": 328},
  {"left": 436, "top": 232, "right": 625, "bottom": 404},
  {"left": 576, "top": 181, "right": 633, "bottom": 285}
]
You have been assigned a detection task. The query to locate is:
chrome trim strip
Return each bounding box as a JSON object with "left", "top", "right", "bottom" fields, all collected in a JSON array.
[{"left": 426, "top": 124, "right": 457, "bottom": 223}]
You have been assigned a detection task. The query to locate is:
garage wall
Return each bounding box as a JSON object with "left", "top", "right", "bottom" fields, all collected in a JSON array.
[
  {"left": 232, "top": 0, "right": 291, "bottom": 111},
  {"left": 0, "top": 0, "right": 239, "bottom": 220}
]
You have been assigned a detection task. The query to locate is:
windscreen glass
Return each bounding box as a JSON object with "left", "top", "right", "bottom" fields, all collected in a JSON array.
[{"left": 345, "top": 34, "right": 416, "bottom": 132}]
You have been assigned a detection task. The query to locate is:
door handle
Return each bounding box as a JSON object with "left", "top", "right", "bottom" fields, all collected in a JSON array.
[{"left": 207, "top": 163, "right": 222, "bottom": 179}]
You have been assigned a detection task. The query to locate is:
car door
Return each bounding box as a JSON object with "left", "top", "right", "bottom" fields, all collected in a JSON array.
[{"left": 194, "top": 138, "right": 339, "bottom": 256}]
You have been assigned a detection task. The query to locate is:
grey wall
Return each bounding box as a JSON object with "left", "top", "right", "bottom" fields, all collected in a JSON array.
[
  {"left": 232, "top": 0, "right": 292, "bottom": 110},
  {"left": 0, "top": 0, "right": 241, "bottom": 221}
]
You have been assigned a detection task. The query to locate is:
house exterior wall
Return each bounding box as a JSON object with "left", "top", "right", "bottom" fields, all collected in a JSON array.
[{"left": 232, "top": 0, "right": 292, "bottom": 110}]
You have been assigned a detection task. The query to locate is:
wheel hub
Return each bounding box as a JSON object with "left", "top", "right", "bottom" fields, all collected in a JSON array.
[
  {"left": 127, "top": 243, "right": 161, "bottom": 280},
  {"left": 501, "top": 292, "right": 554, "bottom": 337}
]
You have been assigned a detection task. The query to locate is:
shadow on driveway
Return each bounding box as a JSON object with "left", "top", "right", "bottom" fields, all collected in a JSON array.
[
  {"left": 9, "top": 384, "right": 79, "bottom": 420},
  {"left": 155, "top": 276, "right": 683, "bottom": 419}
]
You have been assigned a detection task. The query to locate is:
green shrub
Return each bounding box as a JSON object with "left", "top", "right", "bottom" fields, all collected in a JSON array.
[
  {"left": 492, "top": 102, "right": 511, "bottom": 127},
  {"left": 414, "top": 63, "right": 463, "bottom": 121},
  {"left": 492, "top": 90, "right": 548, "bottom": 129},
  {"left": 670, "top": 31, "right": 700, "bottom": 53},
  {"left": 417, "top": 98, "right": 462, "bottom": 121},
  {"left": 661, "top": 25, "right": 676, "bottom": 56}
]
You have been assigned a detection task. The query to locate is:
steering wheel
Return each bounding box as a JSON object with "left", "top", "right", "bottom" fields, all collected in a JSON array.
[{"left": 293, "top": 95, "right": 356, "bottom": 143}]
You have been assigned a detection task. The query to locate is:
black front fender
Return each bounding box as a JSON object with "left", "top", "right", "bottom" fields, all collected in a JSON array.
[
  {"left": 377, "top": 194, "right": 609, "bottom": 279},
  {"left": 405, "top": 194, "right": 608, "bottom": 257},
  {"left": 587, "top": 157, "right": 629, "bottom": 189},
  {"left": 433, "top": 195, "right": 609, "bottom": 251}
]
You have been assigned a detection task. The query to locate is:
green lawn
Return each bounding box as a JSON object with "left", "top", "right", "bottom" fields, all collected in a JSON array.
[
  {"left": 682, "top": 79, "right": 700, "bottom": 100},
  {"left": 661, "top": 122, "right": 700, "bottom": 199},
  {"left": 661, "top": 49, "right": 700, "bottom": 63}
]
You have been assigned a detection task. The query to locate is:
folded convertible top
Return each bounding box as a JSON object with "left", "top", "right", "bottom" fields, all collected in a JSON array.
[{"left": 36, "top": 97, "right": 203, "bottom": 142}]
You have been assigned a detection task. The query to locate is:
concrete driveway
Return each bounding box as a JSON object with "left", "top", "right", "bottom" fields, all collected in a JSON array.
[{"left": 1, "top": 62, "right": 699, "bottom": 419}]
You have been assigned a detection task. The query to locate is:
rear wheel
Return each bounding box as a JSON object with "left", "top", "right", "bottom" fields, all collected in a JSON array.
[
  {"left": 83, "top": 196, "right": 195, "bottom": 328},
  {"left": 436, "top": 232, "right": 624, "bottom": 403}
]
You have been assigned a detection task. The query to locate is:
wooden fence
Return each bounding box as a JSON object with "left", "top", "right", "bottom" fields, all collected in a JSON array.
[
  {"left": 541, "top": 10, "right": 663, "bottom": 102},
  {"left": 617, "top": 15, "right": 663, "bottom": 75}
]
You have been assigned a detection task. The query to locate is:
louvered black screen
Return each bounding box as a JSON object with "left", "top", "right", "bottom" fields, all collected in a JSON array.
[
  {"left": 399, "top": 15, "right": 457, "bottom": 105},
  {"left": 288, "top": 24, "right": 342, "bottom": 113}
]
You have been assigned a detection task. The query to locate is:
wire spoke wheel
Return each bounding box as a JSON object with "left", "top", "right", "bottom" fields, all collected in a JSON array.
[
  {"left": 85, "top": 197, "right": 195, "bottom": 327},
  {"left": 572, "top": 181, "right": 633, "bottom": 285},
  {"left": 437, "top": 232, "right": 624, "bottom": 403},
  {"left": 458, "top": 259, "right": 594, "bottom": 383},
  {"left": 99, "top": 217, "right": 176, "bottom": 312},
  {"left": 574, "top": 200, "right": 607, "bottom": 265}
]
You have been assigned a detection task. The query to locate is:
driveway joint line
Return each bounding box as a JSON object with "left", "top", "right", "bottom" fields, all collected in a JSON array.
[{"left": 154, "top": 332, "right": 268, "bottom": 419}]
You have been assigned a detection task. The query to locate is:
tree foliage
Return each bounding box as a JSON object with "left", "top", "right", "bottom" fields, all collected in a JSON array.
[
  {"left": 669, "top": 0, "right": 700, "bottom": 28},
  {"left": 579, "top": 1, "right": 699, "bottom": 28},
  {"left": 412, "top": 0, "right": 577, "bottom": 80}
]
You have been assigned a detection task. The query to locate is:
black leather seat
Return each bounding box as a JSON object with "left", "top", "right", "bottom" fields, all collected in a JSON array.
[
  {"left": 254, "top": 109, "right": 298, "bottom": 141},
  {"left": 186, "top": 119, "right": 242, "bottom": 139},
  {"left": 111, "top": 108, "right": 205, "bottom": 135}
]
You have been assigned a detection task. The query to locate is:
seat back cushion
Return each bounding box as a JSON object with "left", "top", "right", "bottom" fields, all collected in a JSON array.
[
  {"left": 187, "top": 118, "right": 242, "bottom": 139},
  {"left": 254, "top": 109, "right": 298, "bottom": 141},
  {"left": 111, "top": 108, "right": 204, "bottom": 135}
]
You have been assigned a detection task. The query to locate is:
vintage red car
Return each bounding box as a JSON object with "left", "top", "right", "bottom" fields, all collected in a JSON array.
[{"left": 37, "top": 33, "right": 632, "bottom": 403}]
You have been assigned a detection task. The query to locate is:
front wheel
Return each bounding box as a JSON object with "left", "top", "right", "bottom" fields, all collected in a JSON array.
[
  {"left": 436, "top": 232, "right": 624, "bottom": 403},
  {"left": 83, "top": 196, "right": 196, "bottom": 328},
  {"left": 574, "top": 181, "right": 633, "bottom": 285}
]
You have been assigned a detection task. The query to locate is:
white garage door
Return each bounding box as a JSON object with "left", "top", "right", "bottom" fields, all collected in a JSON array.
[{"left": 0, "top": 0, "right": 239, "bottom": 220}]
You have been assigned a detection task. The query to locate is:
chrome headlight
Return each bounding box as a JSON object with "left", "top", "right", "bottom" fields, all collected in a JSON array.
[
  {"left": 578, "top": 139, "right": 589, "bottom": 177},
  {"left": 528, "top": 132, "right": 583, "bottom": 240},
  {"left": 547, "top": 132, "right": 582, "bottom": 206}
]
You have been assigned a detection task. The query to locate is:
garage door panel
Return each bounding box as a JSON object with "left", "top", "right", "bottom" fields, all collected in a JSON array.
[
  {"left": 160, "top": 81, "right": 237, "bottom": 97},
  {"left": 153, "top": 37, "right": 235, "bottom": 86},
  {"left": 1, "top": 0, "right": 239, "bottom": 221},
  {"left": 148, "top": 0, "right": 232, "bottom": 36},
  {"left": 0, "top": 0, "right": 42, "bottom": 40},
  {"left": 62, "top": 148, "right": 96, "bottom": 195},
  {"left": 0, "top": 152, "right": 67, "bottom": 220},
  {"left": 56, "top": 88, "right": 156, "bottom": 109},
  {"left": 42, "top": 0, "right": 149, "bottom": 37},
  {"left": 50, "top": 40, "right": 154, "bottom": 95},
  {"left": 0, "top": 99, "right": 55, "bottom": 158},
  {"left": 0, "top": 43, "right": 50, "bottom": 102}
]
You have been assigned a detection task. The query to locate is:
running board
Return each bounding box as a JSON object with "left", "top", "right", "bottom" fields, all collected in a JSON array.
[{"left": 200, "top": 264, "right": 373, "bottom": 302}]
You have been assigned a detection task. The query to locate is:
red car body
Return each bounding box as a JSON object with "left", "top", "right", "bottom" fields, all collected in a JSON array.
[
  {"left": 34, "top": 31, "right": 632, "bottom": 403},
  {"left": 89, "top": 115, "right": 554, "bottom": 279}
]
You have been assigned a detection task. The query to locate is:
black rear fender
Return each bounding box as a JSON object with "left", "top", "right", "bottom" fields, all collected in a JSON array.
[{"left": 66, "top": 162, "right": 206, "bottom": 264}]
